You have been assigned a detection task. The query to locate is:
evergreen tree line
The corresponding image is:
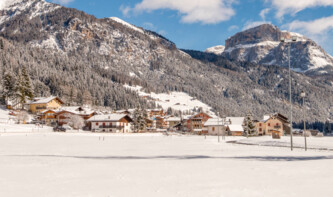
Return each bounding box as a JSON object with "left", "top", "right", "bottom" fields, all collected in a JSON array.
[
  {"left": 1, "top": 65, "right": 34, "bottom": 109},
  {"left": 0, "top": 2, "right": 332, "bottom": 126}
]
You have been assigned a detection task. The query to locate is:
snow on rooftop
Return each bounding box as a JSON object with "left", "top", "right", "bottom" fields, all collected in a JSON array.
[
  {"left": 109, "top": 17, "right": 144, "bottom": 34},
  {"left": 31, "top": 96, "right": 61, "bottom": 104},
  {"left": 204, "top": 118, "right": 225, "bottom": 126},
  {"left": 87, "top": 114, "right": 128, "bottom": 122},
  {"left": 228, "top": 125, "right": 244, "bottom": 132},
  {"left": 165, "top": 117, "right": 181, "bottom": 122},
  {"left": 226, "top": 117, "right": 245, "bottom": 125}
]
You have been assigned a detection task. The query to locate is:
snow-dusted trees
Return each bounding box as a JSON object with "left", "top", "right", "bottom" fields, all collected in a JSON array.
[
  {"left": 1, "top": 71, "right": 16, "bottom": 105},
  {"left": 16, "top": 66, "right": 34, "bottom": 108},
  {"left": 64, "top": 114, "right": 84, "bottom": 130},
  {"left": 1, "top": 65, "right": 33, "bottom": 108},
  {"left": 245, "top": 112, "right": 256, "bottom": 137},
  {"left": 133, "top": 107, "right": 147, "bottom": 132},
  {"left": 16, "top": 111, "right": 29, "bottom": 124}
]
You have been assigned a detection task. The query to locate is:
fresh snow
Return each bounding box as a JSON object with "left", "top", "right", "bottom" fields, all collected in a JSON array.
[
  {"left": 234, "top": 136, "right": 333, "bottom": 150},
  {"left": 205, "top": 45, "right": 225, "bottom": 55},
  {"left": 0, "top": 0, "right": 60, "bottom": 25},
  {"left": 0, "top": 0, "right": 22, "bottom": 10},
  {"left": 308, "top": 46, "right": 332, "bottom": 70},
  {"left": 0, "top": 107, "right": 52, "bottom": 132},
  {"left": 124, "top": 85, "right": 214, "bottom": 115},
  {"left": 0, "top": 133, "right": 333, "bottom": 196},
  {"left": 224, "top": 41, "right": 279, "bottom": 53},
  {"left": 110, "top": 17, "right": 145, "bottom": 34}
]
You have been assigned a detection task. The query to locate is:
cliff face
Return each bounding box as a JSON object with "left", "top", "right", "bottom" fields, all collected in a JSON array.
[{"left": 223, "top": 24, "right": 333, "bottom": 76}]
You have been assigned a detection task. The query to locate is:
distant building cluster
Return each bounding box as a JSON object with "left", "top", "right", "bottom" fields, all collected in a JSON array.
[{"left": 6, "top": 96, "right": 292, "bottom": 137}]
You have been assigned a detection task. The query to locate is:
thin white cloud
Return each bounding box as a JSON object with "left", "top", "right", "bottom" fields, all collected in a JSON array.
[
  {"left": 259, "top": 8, "right": 270, "bottom": 21},
  {"left": 228, "top": 25, "right": 239, "bottom": 31},
  {"left": 285, "top": 15, "right": 333, "bottom": 35},
  {"left": 158, "top": 30, "right": 167, "bottom": 36},
  {"left": 284, "top": 16, "right": 333, "bottom": 55},
  {"left": 143, "top": 22, "right": 154, "bottom": 29},
  {"left": 120, "top": 5, "right": 131, "bottom": 17},
  {"left": 51, "top": 0, "right": 74, "bottom": 5},
  {"left": 242, "top": 21, "right": 272, "bottom": 31},
  {"left": 127, "top": 0, "right": 236, "bottom": 24},
  {"left": 266, "top": 0, "right": 333, "bottom": 18}
]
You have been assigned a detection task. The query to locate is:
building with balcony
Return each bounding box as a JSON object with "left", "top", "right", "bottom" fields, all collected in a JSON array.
[{"left": 88, "top": 114, "right": 133, "bottom": 133}]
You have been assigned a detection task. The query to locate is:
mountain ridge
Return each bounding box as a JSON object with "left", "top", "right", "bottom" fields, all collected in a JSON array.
[{"left": 0, "top": 0, "right": 332, "bottom": 123}]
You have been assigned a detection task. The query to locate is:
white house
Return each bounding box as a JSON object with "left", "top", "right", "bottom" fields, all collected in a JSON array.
[
  {"left": 87, "top": 114, "right": 133, "bottom": 133},
  {"left": 203, "top": 118, "right": 226, "bottom": 135},
  {"left": 226, "top": 117, "right": 245, "bottom": 136}
]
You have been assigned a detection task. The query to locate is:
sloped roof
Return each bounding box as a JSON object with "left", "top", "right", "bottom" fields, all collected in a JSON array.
[
  {"left": 31, "top": 96, "right": 64, "bottom": 104},
  {"left": 228, "top": 125, "right": 244, "bottom": 132},
  {"left": 226, "top": 117, "right": 245, "bottom": 125},
  {"left": 204, "top": 118, "right": 225, "bottom": 126},
  {"left": 57, "top": 106, "right": 95, "bottom": 116},
  {"left": 165, "top": 117, "right": 181, "bottom": 122},
  {"left": 87, "top": 114, "right": 132, "bottom": 122}
]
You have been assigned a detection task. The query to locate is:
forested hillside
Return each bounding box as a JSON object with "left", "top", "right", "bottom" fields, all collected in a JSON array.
[{"left": 0, "top": 0, "right": 333, "bottom": 123}]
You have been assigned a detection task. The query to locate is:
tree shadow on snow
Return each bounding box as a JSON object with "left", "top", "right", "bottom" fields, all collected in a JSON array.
[{"left": 4, "top": 154, "right": 333, "bottom": 161}]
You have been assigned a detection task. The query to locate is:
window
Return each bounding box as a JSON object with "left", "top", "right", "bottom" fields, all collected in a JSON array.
[
  {"left": 259, "top": 128, "right": 262, "bottom": 132},
  {"left": 96, "top": 123, "right": 98, "bottom": 126},
  {"left": 268, "top": 123, "right": 271, "bottom": 126},
  {"left": 212, "top": 127, "right": 215, "bottom": 131},
  {"left": 276, "top": 123, "right": 279, "bottom": 126},
  {"left": 259, "top": 123, "right": 262, "bottom": 126},
  {"left": 126, "top": 123, "right": 128, "bottom": 126}
]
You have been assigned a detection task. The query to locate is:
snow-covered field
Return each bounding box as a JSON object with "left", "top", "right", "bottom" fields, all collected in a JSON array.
[
  {"left": 0, "top": 133, "right": 333, "bottom": 197},
  {"left": 0, "top": 107, "right": 53, "bottom": 132},
  {"left": 124, "top": 85, "right": 214, "bottom": 115}
]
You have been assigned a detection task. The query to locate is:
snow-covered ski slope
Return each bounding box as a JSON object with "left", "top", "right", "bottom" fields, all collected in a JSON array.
[{"left": 124, "top": 85, "right": 214, "bottom": 115}]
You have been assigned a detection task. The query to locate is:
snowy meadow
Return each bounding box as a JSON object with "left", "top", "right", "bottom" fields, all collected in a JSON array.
[{"left": 0, "top": 133, "right": 332, "bottom": 197}]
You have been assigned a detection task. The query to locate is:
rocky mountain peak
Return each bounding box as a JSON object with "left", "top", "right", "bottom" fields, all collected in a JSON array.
[
  {"left": 222, "top": 24, "right": 333, "bottom": 75},
  {"left": 225, "top": 24, "right": 281, "bottom": 49}
]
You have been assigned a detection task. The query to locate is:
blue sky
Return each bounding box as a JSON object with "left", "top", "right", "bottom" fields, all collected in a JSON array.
[{"left": 48, "top": 0, "right": 333, "bottom": 55}]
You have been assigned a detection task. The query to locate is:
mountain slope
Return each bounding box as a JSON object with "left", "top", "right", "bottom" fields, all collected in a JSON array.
[
  {"left": 222, "top": 24, "right": 333, "bottom": 76},
  {"left": 0, "top": 0, "right": 332, "bottom": 123}
]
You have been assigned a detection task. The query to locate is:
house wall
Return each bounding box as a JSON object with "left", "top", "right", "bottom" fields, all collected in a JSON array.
[
  {"left": 168, "top": 121, "right": 180, "bottom": 128},
  {"left": 91, "top": 119, "right": 132, "bottom": 133},
  {"left": 187, "top": 113, "right": 211, "bottom": 132},
  {"left": 41, "top": 111, "right": 57, "bottom": 125},
  {"left": 30, "top": 99, "right": 62, "bottom": 114},
  {"left": 207, "top": 126, "right": 225, "bottom": 135}
]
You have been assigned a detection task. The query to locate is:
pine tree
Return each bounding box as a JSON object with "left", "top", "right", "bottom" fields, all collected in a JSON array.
[
  {"left": 1, "top": 72, "right": 16, "bottom": 105},
  {"left": 21, "top": 66, "right": 34, "bottom": 100},
  {"left": 245, "top": 112, "right": 256, "bottom": 137},
  {"left": 133, "top": 107, "right": 141, "bottom": 132},
  {"left": 15, "top": 67, "right": 34, "bottom": 109},
  {"left": 324, "top": 120, "right": 331, "bottom": 135},
  {"left": 0, "top": 39, "right": 4, "bottom": 50},
  {"left": 16, "top": 70, "right": 26, "bottom": 109}
]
